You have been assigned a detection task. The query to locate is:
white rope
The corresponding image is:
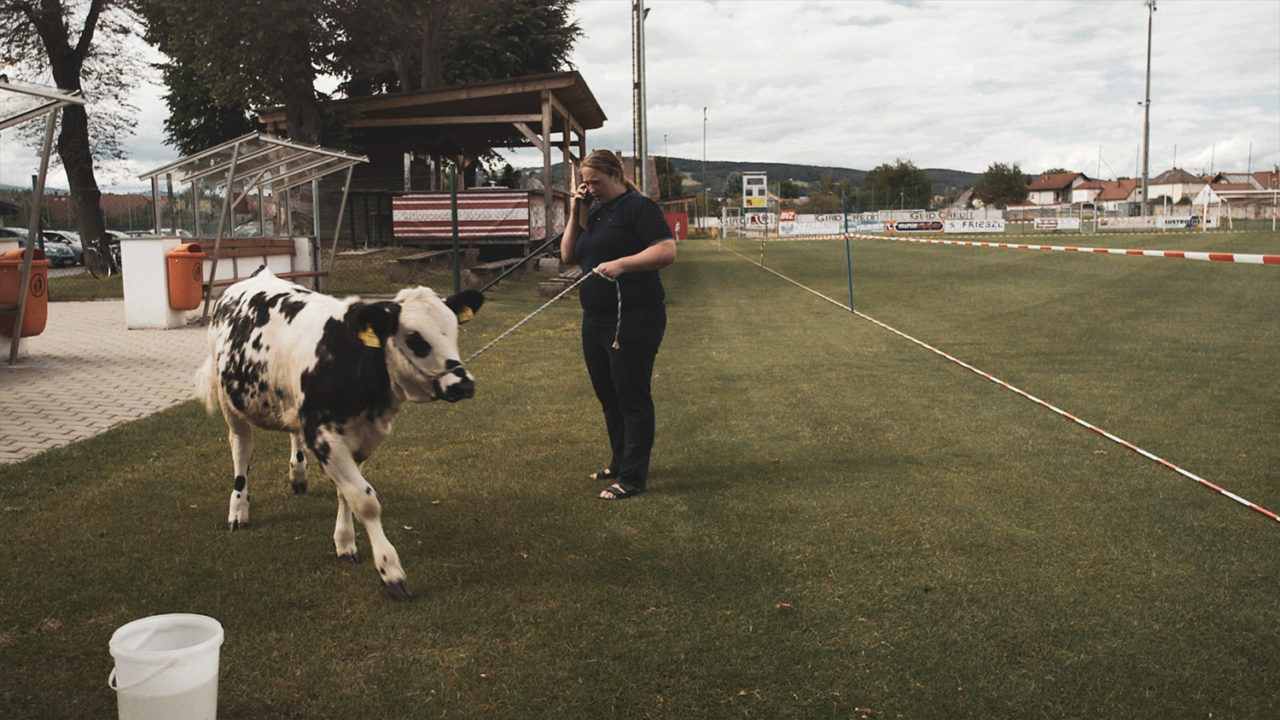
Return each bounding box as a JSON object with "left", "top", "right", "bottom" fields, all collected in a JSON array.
[{"left": 464, "top": 268, "right": 620, "bottom": 364}]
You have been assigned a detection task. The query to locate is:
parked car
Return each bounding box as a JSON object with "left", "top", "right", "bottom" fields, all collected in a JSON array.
[
  {"left": 42, "top": 230, "right": 83, "bottom": 265},
  {"left": 0, "top": 227, "right": 28, "bottom": 239},
  {"left": 13, "top": 236, "right": 77, "bottom": 267},
  {"left": 123, "top": 228, "right": 193, "bottom": 238}
]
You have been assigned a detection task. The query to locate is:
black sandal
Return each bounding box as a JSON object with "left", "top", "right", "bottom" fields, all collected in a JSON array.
[
  {"left": 598, "top": 482, "right": 645, "bottom": 500},
  {"left": 589, "top": 467, "right": 617, "bottom": 482}
]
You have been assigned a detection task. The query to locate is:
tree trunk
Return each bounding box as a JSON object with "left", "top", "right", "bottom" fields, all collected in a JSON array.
[
  {"left": 57, "top": 104, "right": 107, "bottom": 250},
  {"left": 419, "top": 1, "right": 448, "bottom": 90},
  {"left": 32, "top": 0, "right": 110, "bottom": 261}
]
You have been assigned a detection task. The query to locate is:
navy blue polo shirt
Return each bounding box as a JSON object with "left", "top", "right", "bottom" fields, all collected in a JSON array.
[{"left": 576, "top": 189, "right": 672, "bottom": 317}]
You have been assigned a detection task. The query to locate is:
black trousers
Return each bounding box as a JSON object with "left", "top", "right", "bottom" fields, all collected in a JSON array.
[{"left": 581, "top": 306, "right": 666, "bottom": 489}]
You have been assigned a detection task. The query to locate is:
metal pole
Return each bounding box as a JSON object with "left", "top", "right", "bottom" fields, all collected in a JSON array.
[
  {"left": 311, "top": 178, "right": 321, "bottom": 245},
  {"left": 1140, "top": 0, "right": 1155, "bottom": 217},
  {"left": 636, "top": 0, "right": 648, "bottom": 195},
  {"left": 8, "top": 111, "right": 56, "bottom": 365},
  {"left": 702, "top": 106, "right": 708, "bottom": 230},
  {"left": 843, "top": 187, "right": 853, "bottom": 311},
  {"left": 202, "top": 143, "right": 241, "bottom": 319},
  {"left": 450, "top": 167, "right": 461, "bottom": 294},
  {"left": 327, "top": 165, "right": 355, "bottom": 276},
  {"left": 151, "top": 177, "right": 161, "bottom": 234}
]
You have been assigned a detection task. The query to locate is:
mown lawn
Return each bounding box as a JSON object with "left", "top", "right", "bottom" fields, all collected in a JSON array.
[{"left": 3, "top": 238, "right": 1278, "bottom": 719}]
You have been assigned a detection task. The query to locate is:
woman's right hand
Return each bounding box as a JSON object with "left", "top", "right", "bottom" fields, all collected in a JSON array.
[{"left": 572, "top": 182, "right": 592, "bottom": 208}]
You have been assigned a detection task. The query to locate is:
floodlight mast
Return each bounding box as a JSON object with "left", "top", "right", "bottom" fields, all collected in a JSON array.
[{"left": 1140, "top": 0, "right": 1156, "bottom": 217}]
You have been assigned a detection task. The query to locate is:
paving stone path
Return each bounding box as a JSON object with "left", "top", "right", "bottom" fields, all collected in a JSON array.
[{"left": 1, "top": 301, "right": 208, "bottom": 464}]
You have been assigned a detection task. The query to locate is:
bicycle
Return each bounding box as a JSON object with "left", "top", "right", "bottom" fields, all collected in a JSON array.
[{"left": 83, "top": 238, "right": 121, "bottom": 279}]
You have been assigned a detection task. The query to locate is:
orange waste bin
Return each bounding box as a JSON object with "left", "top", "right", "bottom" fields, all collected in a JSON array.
[
  {"left": 166, "top": 242, "right": 207, "bottom": 311},
  {"left": 0, "top": 248, "right": 50, "bottom": 338}
]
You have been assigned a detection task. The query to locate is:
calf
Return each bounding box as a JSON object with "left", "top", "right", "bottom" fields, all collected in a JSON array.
[{"left": 195, "top": 267, "right": 483, "bottom": 599}]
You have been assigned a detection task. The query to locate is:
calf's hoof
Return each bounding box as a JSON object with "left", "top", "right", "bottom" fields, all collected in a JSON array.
[
  {"left": 290, "top": 481, "right": 308, "bottom": 495},
  {"left": 383, "top": 580, "right": 413, "bottom": 601},
  {"left": 227, "top": 519, "right": 249, "bottom": 531},
  {"left": 337, "top": 551, "right": 360, "bottom": 564}
]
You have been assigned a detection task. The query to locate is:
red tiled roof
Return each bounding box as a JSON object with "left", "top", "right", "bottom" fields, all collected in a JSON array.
[
  {"left": 1096, "top": 179, "right": 1139, "bottom": 201},
  {"left": 1075, "top": 180, "right": 1105, "bottom": 190},
  {"left": 1027, "top": 172, "right": 1081, "bottom": 191},
  {"left": 1253, "top": 171, "right": 1280, "bottom": 189},
  {"left": 1151, "top": 168, "right": 1202, "bottom": 184}
]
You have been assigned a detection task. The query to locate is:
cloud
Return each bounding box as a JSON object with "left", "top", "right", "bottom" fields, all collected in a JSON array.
[{"left": 3, "top": 1, "right": 1277, "bottom": 192}]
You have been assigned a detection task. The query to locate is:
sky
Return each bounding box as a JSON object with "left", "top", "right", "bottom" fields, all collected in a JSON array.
[{"left": 1, "top": 0, "right": 1277, "bottom": 193}]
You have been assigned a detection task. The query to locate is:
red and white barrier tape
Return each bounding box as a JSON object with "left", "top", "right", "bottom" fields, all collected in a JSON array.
[
  {"left": 849, "top": 233, "right": 1280, "bottom": 266},
  {"left": 722, "top": 244, "right": 1280, "bottom": 525}
]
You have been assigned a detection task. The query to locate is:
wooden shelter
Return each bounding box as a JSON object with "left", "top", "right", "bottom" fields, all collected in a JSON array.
[{"left": 258, "top": 72, "right": 606, "bottom": 250}]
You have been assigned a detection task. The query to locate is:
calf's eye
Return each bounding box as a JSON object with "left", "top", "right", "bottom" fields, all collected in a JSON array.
[{"left": 405, "top": 331, "right": 433, "bottom": 357}]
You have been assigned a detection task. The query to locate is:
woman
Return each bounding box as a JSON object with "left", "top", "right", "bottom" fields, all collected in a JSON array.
[{"left": 561, "top": 150, "right": 677, "bottom": 500}]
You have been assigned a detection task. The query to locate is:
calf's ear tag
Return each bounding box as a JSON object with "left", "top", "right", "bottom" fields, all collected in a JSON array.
[
  {"left": 457, "top": 307, "right": 475, "bottom": 324},
  {"left": 357, "top": 325, "right": 382, "bottom": 348}
]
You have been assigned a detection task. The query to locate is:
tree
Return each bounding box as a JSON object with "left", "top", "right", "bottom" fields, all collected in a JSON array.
[
  {"left": 1042, "top": 167, "right": 1071, "bottom": 175},
  {"left": 862, "top": 158, "right": 931, "bottom": 210},
  {"left": 654, "top": 157, "right": 681, "bottom": 200},
  {"left": 1, "top": 0, "right": 143, "bottom": 261},
  {"left": 157, "top": 61, "right": 257, "bottom": 156},
  {"left": 779, "top": 180, "right": 802, "bottom": 199},
  {"left": 973, "top": 162, "right": 1028, "bottom": 208},
  {"left": 140, "top": 0, "right": 328, "bottom": 142}
]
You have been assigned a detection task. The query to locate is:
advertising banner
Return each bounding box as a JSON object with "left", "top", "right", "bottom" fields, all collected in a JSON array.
[
  {"left": 944, "top": 219, "right": 1007, "bottom": 233},
  {"left": 887, "top": 219, "right": 944, "bottom": 233},
  {"left": 1097, "top": 216, "right": 1155, "bottom": 231},
  {"left": 1033, "top": 217, "right": 1081, "bottom": 231}
]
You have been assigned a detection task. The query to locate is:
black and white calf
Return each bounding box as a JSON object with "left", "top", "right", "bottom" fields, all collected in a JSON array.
[{"left": 194, "top": 267, "right": 483, "bottom": 599}]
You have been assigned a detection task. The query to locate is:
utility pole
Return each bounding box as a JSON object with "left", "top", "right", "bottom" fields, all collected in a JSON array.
[
  {"left": 631, "top": 1, "right": 650, "bottom": 196},
  {"left": 1140, "top": 0, "right": 1156, "bottom": 217},
  {"left": 702, "top": 106, "right": 708, "bottom": 230}
]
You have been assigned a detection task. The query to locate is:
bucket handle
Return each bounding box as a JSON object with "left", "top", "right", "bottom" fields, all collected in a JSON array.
[{"left": 108, "top": 658, "right": 178, "bottom": 693}]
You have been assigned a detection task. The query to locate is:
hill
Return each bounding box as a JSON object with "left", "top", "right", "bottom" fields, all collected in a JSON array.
[{"left": 530, "top": 158, "right": 979, "bottom": 198}]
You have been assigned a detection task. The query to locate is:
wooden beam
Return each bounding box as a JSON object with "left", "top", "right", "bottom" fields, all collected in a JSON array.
[
  {"left": 349, "top": 113, "right": 541, "bottom": 128},
  {"left": 337, "top": 76, "right": 578, "bottom": 114},
  {"left": 541, "top": 91, "right": 552, "bottom": 242},
  {"left": 547, "top": 92, "right": 584, "bottom": 137},
  {"left": 512, "top": 122, "right": 546, "bottom": 153}
]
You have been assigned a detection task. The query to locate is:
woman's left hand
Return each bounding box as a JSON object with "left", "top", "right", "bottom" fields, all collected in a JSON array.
[{"left": 594, "top": 259, "right": 626, "bottom": 279}]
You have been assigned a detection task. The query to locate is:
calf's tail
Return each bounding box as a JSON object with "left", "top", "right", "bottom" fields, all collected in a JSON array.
[{"left": 194, "top": 356, "right": 219, "bottom": 415}]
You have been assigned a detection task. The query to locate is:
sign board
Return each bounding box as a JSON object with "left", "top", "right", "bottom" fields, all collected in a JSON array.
[
  {"left": 663, "top": 212, "right": 688, "bottom": 240},
  {"left": 743, "top": 172, "right": 768, "bottom": 209}
]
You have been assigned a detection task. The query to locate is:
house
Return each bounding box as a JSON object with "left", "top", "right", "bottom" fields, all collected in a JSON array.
[
  {"left": 1026, "top": 171, "right": 1090, "bottom": 206},
  {"left": 1071, "top": 179, "right": 1106, "bottom": 206},
  {"left": 1095, "top": 179, "right": 1140, "bottom": 214},
  {"left": 1146, "top": 168, "right": 1206, "bottom": 205}
]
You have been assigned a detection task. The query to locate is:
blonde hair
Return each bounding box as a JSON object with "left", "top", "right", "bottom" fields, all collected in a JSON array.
[{"left": 580, "top": 149, "right": 640, "bottom": 193}]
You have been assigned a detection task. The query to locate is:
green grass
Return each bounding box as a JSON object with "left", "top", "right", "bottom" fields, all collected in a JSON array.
[{"left": 3, "top": 237, "right": 1279, "bottom": 718}]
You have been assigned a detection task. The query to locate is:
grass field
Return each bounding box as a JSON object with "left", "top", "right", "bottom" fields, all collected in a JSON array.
[{"left": 3, "top": 235, "right": 1279, "bottom": 718}]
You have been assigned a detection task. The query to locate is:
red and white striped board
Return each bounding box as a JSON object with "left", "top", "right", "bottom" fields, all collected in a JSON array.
[
  {"left": 851, "top": 233, "right": 1280, "bottom": 266},
  {"left": 393, "top": 191, "right": 531, "bottom": 239}
]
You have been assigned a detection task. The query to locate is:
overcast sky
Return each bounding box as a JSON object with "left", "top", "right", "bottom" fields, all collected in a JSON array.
[{"left": 2, "top": 0, "right": 1277, "bottom": 192}]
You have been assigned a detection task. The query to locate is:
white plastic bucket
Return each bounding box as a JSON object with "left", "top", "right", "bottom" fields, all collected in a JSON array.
[{"left": 108, "top": 614, "right": 224, "bottom": 720}]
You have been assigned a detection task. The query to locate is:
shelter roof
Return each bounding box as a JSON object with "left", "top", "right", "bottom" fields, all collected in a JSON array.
[
  {"left": 1027, "top": 172, "right": 1082, "bottom": 191},
  {"left": 0, "top": 76, "right": 87, "bottom": 132},
  {"left": 257, "top": 72, "right": 606, "bottom": 156},
  {"left": 138, "top": 132, "right": 368, "bottom": 194},
  {"left": 1253, "top": 170, "right": 1280, "bottom": 189}
]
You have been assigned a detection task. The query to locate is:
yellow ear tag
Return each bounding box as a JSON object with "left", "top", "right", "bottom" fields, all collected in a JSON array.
[
  {"left": 357, "top": 325, "right": 382, "bottom": 348},
  {"left": 457, "top": 307, "right": 475, "bottom": 324}
]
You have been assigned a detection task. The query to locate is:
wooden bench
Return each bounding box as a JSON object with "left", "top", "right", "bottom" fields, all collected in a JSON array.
[
  {"left": 204, "top": 237, "right": 327, "bottom": 290},
  {"left": 462, "top": 257, "right": 527, "bottom": 289},
  {"left": 386, "top": 248, "right": 479, "bottom": 284}
]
